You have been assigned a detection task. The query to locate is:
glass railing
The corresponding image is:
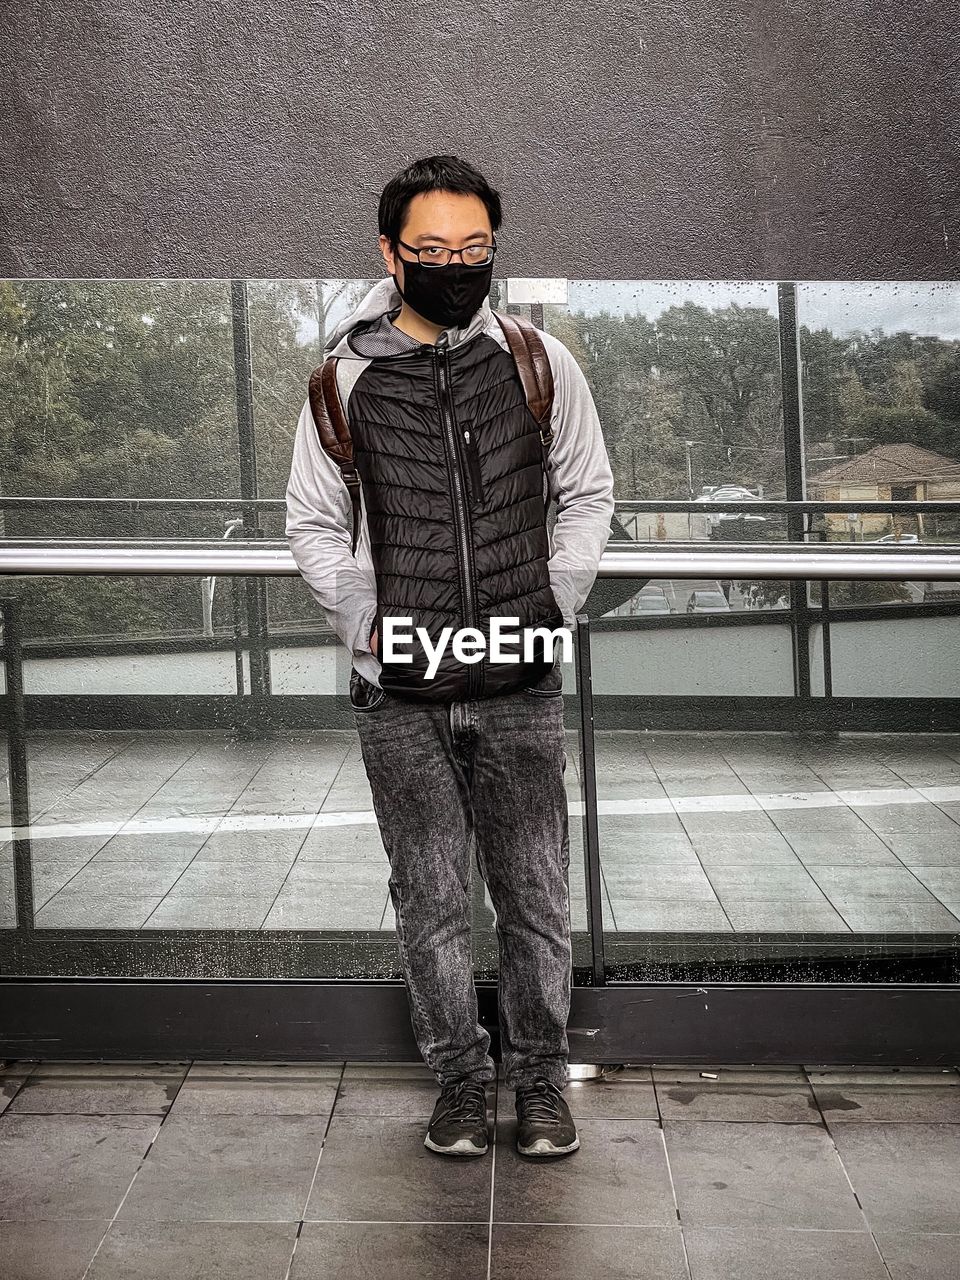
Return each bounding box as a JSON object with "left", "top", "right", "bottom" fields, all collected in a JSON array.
[
  {"left": 2, "top": 540, "right": 958, "bottom": 988},
  {"left": 2, "top": 272, "right": 959, "bottom": 1011}
]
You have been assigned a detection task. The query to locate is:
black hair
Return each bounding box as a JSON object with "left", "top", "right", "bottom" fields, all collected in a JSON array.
[{"left": 378, "top": 155, "right": 503, "bottom": 246}]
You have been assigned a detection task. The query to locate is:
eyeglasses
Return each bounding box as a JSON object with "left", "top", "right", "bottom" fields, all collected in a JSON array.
[{"left": 396, "top": 237, "right": 497, "bottom": 268}]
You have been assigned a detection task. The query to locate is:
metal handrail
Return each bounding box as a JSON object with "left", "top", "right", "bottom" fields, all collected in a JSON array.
[
  {"left": 1, "top": 539, "right": 959, "bottom": 580},
  {"left": 2, "top": 495, "right": 960, "bottom": 514}
]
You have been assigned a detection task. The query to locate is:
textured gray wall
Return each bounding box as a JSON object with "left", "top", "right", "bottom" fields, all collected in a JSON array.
[{"left": 2, "top": 1, "right": 958, "bottom": 278}]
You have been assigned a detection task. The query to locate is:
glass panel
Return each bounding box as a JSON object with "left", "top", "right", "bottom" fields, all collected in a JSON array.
[
  {"left": 543, "top": 281, "right": 791, "bottom": 618},
  {"left": 0, "top": 279, "right": 242, "bottom": 529},
  {"left": 595, "top": 700, "right": 960, "bottom": 944},
  {"left": 0, "top": 279, "right": 245, "bottom": 658},
  {"left": 0, "top": 570, "right": 402, "bottom": 976},
  {"left": 798, "top": 280, "right": 960, "bottom": 607},
  {"left": 21, "top": 726, "right": 385, "bottom": 935},
  {"left": 7, "top": 574, "right": 253, "bottom": 692},
  {"left": 809, "top": 614, "right": 960, "bottom": 697},
  {"left": 592, "top": 580, "right": 960, "bottom": 970}
]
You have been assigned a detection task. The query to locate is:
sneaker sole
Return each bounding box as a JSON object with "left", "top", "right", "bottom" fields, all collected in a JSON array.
[
  {"left": 517, "top": 1134, "right": 580, "bottom": 1157},
  {"left": 424, "top": 1134, "right": 488, "bottom": 1156}
]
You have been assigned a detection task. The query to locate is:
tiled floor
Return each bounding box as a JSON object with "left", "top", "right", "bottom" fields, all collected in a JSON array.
[
  {"left": 1, "top": 1059, "right": 960, "bottom": 1278},
  {"left": 2, "top": 731, "right": 960, "bottom": 933}
]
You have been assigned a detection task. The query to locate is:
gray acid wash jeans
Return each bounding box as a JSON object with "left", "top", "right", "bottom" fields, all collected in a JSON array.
[{"left": 350, "top": 656, "right": 573, "bottom": 1093}]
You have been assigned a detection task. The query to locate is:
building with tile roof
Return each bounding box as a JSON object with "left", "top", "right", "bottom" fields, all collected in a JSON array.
[{"left": 807, "top": 442, "right": 960, "bottom": 537}]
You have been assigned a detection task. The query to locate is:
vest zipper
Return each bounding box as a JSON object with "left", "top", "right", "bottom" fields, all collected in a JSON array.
[
  {"left": 434, "top": 333, "right": 482, "bottom": 699},
  {"left": 462, "top": 429, "right": 485, "bottom": 505}
]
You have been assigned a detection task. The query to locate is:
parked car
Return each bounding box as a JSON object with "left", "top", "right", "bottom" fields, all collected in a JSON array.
[
  {"left": 695, "top": 484, "right": 760, "bottom": 503},
  {"left": 870, "top": 533, "right": 919, "bottom": 543},
  {"left": 686, "top": 590, "right": 731, "bottom": 613},
  {"left": 635, "top": 585, "right": 672, "bottom": 615},
  {"left": 696, "top": 484, "right": 767, "bottom": 524}
]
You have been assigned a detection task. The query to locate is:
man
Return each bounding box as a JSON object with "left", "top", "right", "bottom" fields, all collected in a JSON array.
[{"left": 285, "top": 155, "right": 614, "bottom": 1159}]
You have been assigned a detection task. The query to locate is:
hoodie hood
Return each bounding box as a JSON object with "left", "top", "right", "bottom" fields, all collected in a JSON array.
[{"left": 324, "top": 275, "right": 496, "bottom": 360}]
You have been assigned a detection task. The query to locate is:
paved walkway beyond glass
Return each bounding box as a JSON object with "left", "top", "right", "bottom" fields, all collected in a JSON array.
[{"left": 3, "top": 730, "right": 960, "bottom": 935}]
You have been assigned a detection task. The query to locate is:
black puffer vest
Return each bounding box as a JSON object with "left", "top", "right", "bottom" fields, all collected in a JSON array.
[{"left": 347, "top": 327, "right": 563, "bottom": 702}]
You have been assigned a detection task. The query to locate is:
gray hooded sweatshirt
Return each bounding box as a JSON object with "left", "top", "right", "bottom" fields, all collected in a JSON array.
[{"left": 285, "top": 276, "right": 615, "bottom": 691}]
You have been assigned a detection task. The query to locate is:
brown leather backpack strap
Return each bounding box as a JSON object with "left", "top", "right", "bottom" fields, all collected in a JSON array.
[
  {"left": 307, "top": 356, "right": 363, "bottom": 556},
  {"left": 492, "top": 311, "right": 555, "bottom": 449},
  {"left": 493, "top": 310, "right": 556, "bottom": 519}
]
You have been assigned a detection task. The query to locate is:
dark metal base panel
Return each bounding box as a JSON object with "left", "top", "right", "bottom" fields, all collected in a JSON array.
[
  {"left": 2, "top": 981, "right": 959, "bottom": 1067},
  {"left": 6, "top": 692, "right": 960, "bottom": 733}
]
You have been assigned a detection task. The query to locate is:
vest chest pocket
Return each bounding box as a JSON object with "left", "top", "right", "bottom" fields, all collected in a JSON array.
[{"left": 462, "top": 428, "right": 485, "bottom": 506}]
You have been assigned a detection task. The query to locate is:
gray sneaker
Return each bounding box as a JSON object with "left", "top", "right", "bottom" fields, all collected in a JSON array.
[
  {"left": 424, "top": 1077, "right": 490, "bottom": 1156},
  {"left": 515, "top": 1077, "right": 580, "bottom": 1157}
]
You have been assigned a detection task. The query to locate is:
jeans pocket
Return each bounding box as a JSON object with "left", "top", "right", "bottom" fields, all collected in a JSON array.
[
  {"left": 349, "top": 668, "right": 388, "bottom": 712},
  {"left": 521, "top": 658, "right": 564, "bottom": 698}
]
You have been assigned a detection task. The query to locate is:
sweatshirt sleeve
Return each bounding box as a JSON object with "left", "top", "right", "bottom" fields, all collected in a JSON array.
[
  {"left": 541, "top": 333, "right": 616, "bottom": 629},
  {"left": 284, "top": 395, "right": 379, "bottom": 658}
]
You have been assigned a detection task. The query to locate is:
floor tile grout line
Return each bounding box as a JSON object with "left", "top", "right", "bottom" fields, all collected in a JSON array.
[
  {"left": 16, "top": 774, "right": 960, "bottom": 843},
  {"left": 484, "top": 1219, "right": 960, "bottom": 1230},
  {"left": 117, "top": 737, "right": 225, "bottom": 835},
  {"left": 649, "top": 1069, "right": 695, "bottom": 1280},
  {"left": 0, "top": 1058, "right": 40, "bottom": 1111},
  {"left": 723, "top": 744, "right": 960, "bottom": 926},
  {"left": 717, "top": 748, "right": 860, "bottom": 930},
  {"left": 15, "top": 732, "right": 960, "bottom": 931},
  {"left": 23, "top": 747, "right": 148, "bottom": 916},
  {"left": 139, "top": 743, "right": 321, "bottom": 931},
  {"left": 21, "top": 733, "right": 137, "bottom": 829},
  {"left": 70, "top": 736, "right": 205, "bottom": 836},
  {"left": 9, "top": 1056, "right": 960, "bottom": 1262},
  {"left": 36, "top": 738, "right": 208, "bottom": 922},
  {"left": 871, "top": 746, "right": 960, "bottom": 806},
  {"left": 67, "top": 1215, "right": 946, "bottom": 1231},
  {"left": 280, "top": 1060, "right": 348, "bottom": 1280},
  {"left": 316, "top": 733, "right": 364, "bottom": 821},
  {"left": 76, "top": 1055, "right": 195, "bottom": 1280},
  {"left": 162, "top": 734, "right": 358, "bottom": 932},
  {"left": 256, "top": 798, "right": 344, "bottom": 929},
  {"left": 100, "top": 739, "right": 218, "bottom": 928},
  {"left": 645, "top": 747, "right": 738, "bottom": 935},
  {"left": 803, "top": 744, "right": 960, "bottom": 914},
  {"left": 299, "top": 1217, "right": 494, "bottom": 1225},
  {"left": 802, "top": 1062, "right": 897, "bottom": 1280}
]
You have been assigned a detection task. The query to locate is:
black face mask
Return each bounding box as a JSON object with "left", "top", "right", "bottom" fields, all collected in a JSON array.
[{"left": 392, "top": 255, "right": 494, "bottom": 329}]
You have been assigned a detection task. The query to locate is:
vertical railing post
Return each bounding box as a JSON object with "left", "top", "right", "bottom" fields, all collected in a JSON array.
[
  {"left": 230, "top": 281, "right": 272, "bottom": 709},
  {"left": 231, "top": 576, "right": 246, "bottom": 697},
  {"left": 777, "top": 282, "right": 814, "bottom": 725},
  {"left": 820, "top": 579, "right": 834, "bottom": 701},
  {"left": 574, "top": 612, "right": 606, "bottom": 987},
  {"left": 0, "top": 597, "right": 35, "bottom": 930}
]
